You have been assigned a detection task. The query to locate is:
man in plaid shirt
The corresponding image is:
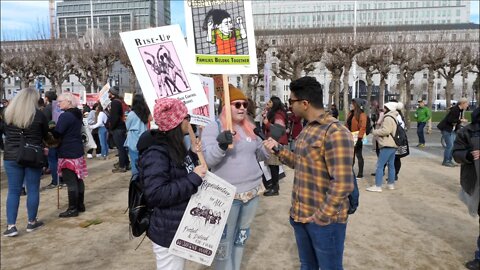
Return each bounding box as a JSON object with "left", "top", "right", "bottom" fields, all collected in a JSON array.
[{"left": 264, "top": 76, "right": 354, "bottom": 270}]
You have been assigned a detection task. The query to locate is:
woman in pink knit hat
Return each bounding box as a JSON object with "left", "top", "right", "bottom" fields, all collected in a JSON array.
[{"left": 136, "top": 98, "right": 207, "bottom": 270}]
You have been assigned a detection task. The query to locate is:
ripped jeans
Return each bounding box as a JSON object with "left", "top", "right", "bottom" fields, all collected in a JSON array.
[{"left": 214, "top": 196, "right": 260, "bottom": 270}]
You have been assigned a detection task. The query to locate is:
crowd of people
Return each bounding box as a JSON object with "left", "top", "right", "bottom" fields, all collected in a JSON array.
[{"left": 0, "top": 79, "right": 478, "bottom": 270}]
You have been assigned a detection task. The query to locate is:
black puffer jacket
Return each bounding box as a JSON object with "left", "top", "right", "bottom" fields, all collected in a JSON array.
[
  {"left": 453, "top": 107, "right": 480, "bottom": 207},
  {"left": 137, "top": 130, "right": 203, "bottom": 247},
  {"left": 3, "top": 109, "right": 48, "bottom": 161}
]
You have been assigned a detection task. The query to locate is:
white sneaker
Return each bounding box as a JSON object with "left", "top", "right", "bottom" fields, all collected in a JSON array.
[
  {"left": 386, "top": 184, "right": 395, "bottom": 190},
  {"left": 87, "top": 154, "right": 93, "bottom": 159},
  {"left": 366, "top": 186, "right": 382, "bottom": 192}
]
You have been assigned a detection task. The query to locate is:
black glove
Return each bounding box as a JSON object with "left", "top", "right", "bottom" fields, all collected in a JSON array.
[
  {"left": 355, "top": 139, "right": 363, "bottom": 148},
  {"left": 216, "top": 131, "right": 233, "bottom": 150}
]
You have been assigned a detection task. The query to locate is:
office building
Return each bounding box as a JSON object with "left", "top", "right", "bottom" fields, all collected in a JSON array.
[{"left": 56, "top": 0, "right": 171, "bottom": 39}]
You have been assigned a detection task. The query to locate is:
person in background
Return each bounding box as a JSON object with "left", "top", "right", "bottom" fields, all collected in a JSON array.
[
  {"left": 437, "top": 98, "right": 469, "bottom": 167},
  {"left": 137, "top": 98, "right": 206, "bottom": 270},
  {"left": 414, "top": 99, "right": 431, "bottom": 148},
  {"left": 393, "top": 101, "right": 407, "bottom": 181},
  {"left": 288, "top": 107, "right": 303, "bottom": 151},
  {"left": 86, "top": 103, "right": 102, "bottom": 159},
  {"left": 330, "top": 104, "right": 339, "bottom": 119},
  {"left": 263, "top": 76, "right": 354, "bottom": 270},
  {"left": 453, "top": 107, "right": 480, "bottom": 270},
  {"left": 3, "top": 88, "right": 48, "bottom": 237},
  {"left": 53, "top": 92, "right": 87, "bottom": 218},
  {"left": 367, "top": 102, "right": 398, "bottom": 192},
  {"left": 263, "top": 96, "right": 288, "bottom": 196},
  {"left": 345, "top": 98, "right": 367, "bottom": 179},
  {"left": 108, "top": 86, "right": 130, "bottom": 173},
  {"left": 89, "top": 103, "right": 109, "bottom": 160},
  {"left": 124, "top": 94, "right": 150, "bottom": 177},
  {"left": 43, "top": 91, "right": 62, "bottom": 189},
  {"left": 202, "top": 85, "right": 269, "bottom": 270}
]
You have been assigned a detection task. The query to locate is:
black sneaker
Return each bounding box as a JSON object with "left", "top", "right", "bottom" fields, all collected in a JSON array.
[
  {"left": 465, "top": 259, "right": 480, "bottom": 270},
  {"left": 112, "top": 167, "right": 127, "bottom": 173},
  {"left": 356, "top": 174, "right": 363, "bottom": 179},
  {"left": 26, "top": 220, "right": 44, "bottom": 232},
  {"left": 3, "top": 226, "right": 18, "bottom": 237},
  {"left": 21, "top": 187, "right": 27, "bottom": 196}
]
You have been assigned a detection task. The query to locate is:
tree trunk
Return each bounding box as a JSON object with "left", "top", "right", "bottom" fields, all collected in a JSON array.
[
  {"left": 462, "top": 71, "right": 468, "bottom": 98},
  {"left": 242, "top": 75, "right": 251, "bottom": 99},
  {"left": 446, "top": 78, "right": 453, "bottom": 108},
  {"left": 333, "top": 73, "right": 341, "bottom": 109},
  {"left": 397, "top": 74, "right": 406, "bottom": 105},
  {"left": 128, "top": 69, "right": 137, "bottom": 94},
  {"left": 426, "top": 69, "right": 435, "bottom": 133},
  {"left": 365, "top": 72, "right": 373, "bottom": 116},
  {"left": 379, "top": 75, "right": 386, "bottom": 108},
  {"left": 293, "top": 66, "right": 303, "bottom": 81},
  {"left": 405, "top": 76, "right": 413, "bottom": 129},
  {"left": 342, "top": 63, "right": 351, "bottom": 118}
]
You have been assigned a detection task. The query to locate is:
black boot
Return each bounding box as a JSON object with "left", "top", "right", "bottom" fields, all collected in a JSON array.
[
  {"left": 264, "top": 184, "right": 279, "bottom": 196},
  {"left": 59, "top": 191, "right": 79, "bottom": 218},
  {"left": 77, "top": 192, "right": 85, "bottom": 212}
]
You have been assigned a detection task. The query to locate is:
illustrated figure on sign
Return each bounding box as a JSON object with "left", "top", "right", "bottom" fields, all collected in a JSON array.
[
  {"left": 158, "top": 45, "right": 190, "bottom": 90},
  {"left": 203, "top": 9, "right": 247, "bottom": 55},
  {"left": 144, "top": 51, "right": 179, "bottom": 97}
]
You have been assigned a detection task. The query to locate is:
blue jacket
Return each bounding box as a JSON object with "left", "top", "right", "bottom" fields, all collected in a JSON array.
[
  {"left": 54, "top": 108, "right": 84, "bottom": 159},
  {"left": 139, "top": 138, "right": 203, "bottom": 247}
]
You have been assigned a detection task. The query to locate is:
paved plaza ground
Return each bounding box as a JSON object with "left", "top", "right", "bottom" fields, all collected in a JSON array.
[{"left": 0, "top": 127, "right": 477, "bottom": 269}]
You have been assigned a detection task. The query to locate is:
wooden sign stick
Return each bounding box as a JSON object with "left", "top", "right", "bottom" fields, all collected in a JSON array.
[
  {"left": 188, "top": 124, "right": 207, "bottom": 169},
  {"left": 222, "top": 74, "right": 233, "bottom": 149}
]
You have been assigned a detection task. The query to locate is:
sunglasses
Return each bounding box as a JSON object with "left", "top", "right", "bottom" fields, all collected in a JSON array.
[
  {"left": 184, "top": 114, "right": 191, "bottom": 122},
  {"left": 231, "top": 101, "right": 248, "bottom": 109}
]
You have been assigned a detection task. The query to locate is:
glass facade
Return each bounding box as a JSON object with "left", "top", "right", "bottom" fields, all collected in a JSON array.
[
  {"left": 253, "top": 0, "right": 471, "bottom": 30},
  {"left": 56, "top": 0, "right": 170, "bottom": 38}
]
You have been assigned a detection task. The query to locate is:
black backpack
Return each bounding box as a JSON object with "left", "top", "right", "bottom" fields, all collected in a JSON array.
[
  {"left": 128, "top": 155, "right": 152, "bottom": 238},
  {"left": 365, "top": 115, "right": 373, "bottom": 135},
  {"left": 385, "top": 115, "right": 408, "bottom": 147}
]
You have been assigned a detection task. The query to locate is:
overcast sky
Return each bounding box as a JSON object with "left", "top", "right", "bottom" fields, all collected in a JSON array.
[{"left": 1, "top": 0, "right": 478, "bottom": 41}]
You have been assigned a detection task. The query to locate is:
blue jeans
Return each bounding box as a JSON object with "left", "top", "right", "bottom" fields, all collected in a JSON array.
[
  {"left": 47, "top": 147, "right": 58, "bottom": 185},
  {"left": 112, "top": 128, "right": 129, "bottom": 168},
  {"left": 417, "top": 122, "right": 426, "bottom": 144},
  {"left": 98, "top": 126, "right": 109, "bottom": 157},
  {"left": 289, "top": 218, "right": 347, "bottom": 270},
  {"left": 215, "top": 196, "right": 260, "bottom": 270},
  {"left": 4, "top": 160, "right": 42, "bottom": 224},
  {"left": 441, "top": 130, "right": 456, "bottom": 164},
  {"left": 375, "top": 147, "right": 396, "bottom": 187},
  {"left": 129, "top": 149, "right": 139, "bottom": 176}
]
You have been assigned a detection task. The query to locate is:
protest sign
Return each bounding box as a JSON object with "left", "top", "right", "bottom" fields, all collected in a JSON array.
[
  {"left": 190, "top": 75, "right": 215, "bottom": 126},
  {"left": 169, "top": 172, "right": 236, "bottom": 266},
  {"left": 123, "top": 93, "right": 133, "bottom": 106},
  {"left": 98, "top": 83, "right": 111, "bottom": 110},
  {"left": 184, "top": 0, "right": 257, "bottom": 74},
  {"left": 86, "top": 93, "right": 99, "bottom": 108},
  {"left": 120, "top": 25, "right": 208, "bottom": 114}
]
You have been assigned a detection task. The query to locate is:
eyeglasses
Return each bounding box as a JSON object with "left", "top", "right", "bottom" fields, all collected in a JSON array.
[
  {"left": 288, "top": 98, "right": 305, "bottom": 106},
  {"left": 231, "top": 101, "right": 248, "bottom": 109},
  {"left": 184, "top": 114, "right": 191, "bottom": 122}
]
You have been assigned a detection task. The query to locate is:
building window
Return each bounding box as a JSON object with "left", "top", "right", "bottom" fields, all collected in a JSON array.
[
  {"left": 272, "top": 85, "right": 276, "bottom": 92},
  {"left": 271, "top": 39, "right": 276, "bottom": 45},
  {"left": 466, "top": 33, "right": 470, "bottom": 39},
  {"left": 66, "top": 76, "right": 70, "bottom": 83},
  {"left": 272, "top": 76, "right": 276, "bottom": 81},
  {"left": 423, "top": 73, "right": 427, "bottom": 79},
  {"left": 272, "top": 63, "right": 277, "bottom": 71},
  {"left": 452, "top": 34, "right": 456, "bottom": 40},
  {"left": 271, "top": 51, "right": 276, "bottom": 57},
  {"left": 397, "top": 74, "right": 401, "bottom": 79}
]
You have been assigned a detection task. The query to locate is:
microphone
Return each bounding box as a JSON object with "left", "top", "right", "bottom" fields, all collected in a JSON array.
[{"left": 254, "top": 128, "right": 279, "bottom": 153}]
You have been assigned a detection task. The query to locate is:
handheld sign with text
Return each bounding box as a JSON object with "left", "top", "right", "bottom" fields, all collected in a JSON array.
[
  {"left": 184, "top": 0, "right": 258, "bottom": 75},
  {"left": 169, "top": 172, "right": 236, "bottom": 266},
  {"left": 120, "top": 25, "right": 208, "bottom": 114},
  {"left": 189, "top": 75, "right": 215, "bottom": 127}
]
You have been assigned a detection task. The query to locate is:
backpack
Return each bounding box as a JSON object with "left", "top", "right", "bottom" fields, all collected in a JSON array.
[
  {"left": 128, "top": 155, "right": 152, "bottom": 238},
  {"left": 385, "top": 115, "right": 408, "bottom": 147},
  {"left": 365, "top": 115, "right": 373, "bottom": 135}
]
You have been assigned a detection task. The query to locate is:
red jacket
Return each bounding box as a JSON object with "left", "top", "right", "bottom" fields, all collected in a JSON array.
[
  {"left": 289, "top": 114, "right": 303, "bottom": 140},
  {"left": 264, "top": 110, "right": 288, "bottom": 145}
]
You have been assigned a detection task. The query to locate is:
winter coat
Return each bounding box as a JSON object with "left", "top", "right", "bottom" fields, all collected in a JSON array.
[
  {"left": 264, "top": 110, "right": 288, "bottom": 145},
  {"left": 137, "top": 130, "right": 203, "bottom": 248},
  {"left": 372, "top": 110, "right": 398, "bottom": 149},
  {"left": 54, "top": 108, "right": 84, "bottom": 159},
  {"left": 346, "top": 111, "right": 367, "bottom": 139},
  {"left": 453, "top": 108, "right": 480, "bottom": 215},
  {"left": 3, "top": 109, "right": 48, "bottom": 161},
  {"left": 437, "top": 105, "right": 464, "bottom": 132}
]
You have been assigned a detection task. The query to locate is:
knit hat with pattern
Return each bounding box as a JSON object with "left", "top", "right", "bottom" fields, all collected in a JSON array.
[{"left": 153, "top": 98, "right": 188, "bottom": 131}]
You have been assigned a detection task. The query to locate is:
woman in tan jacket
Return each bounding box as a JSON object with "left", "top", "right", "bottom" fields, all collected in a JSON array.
[{"left": 367, "top": 102, "right": 398, "bottom": 192}]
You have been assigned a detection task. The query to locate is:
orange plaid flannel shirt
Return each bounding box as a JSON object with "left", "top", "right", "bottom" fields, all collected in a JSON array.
[{"left": 278, "top": 114, "right": 354, "bottom": 225}]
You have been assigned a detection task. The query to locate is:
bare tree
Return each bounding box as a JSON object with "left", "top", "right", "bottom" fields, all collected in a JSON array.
[
  {"left": 375, "top": 48, "right": 393, "bottom": 109},
  {"left": 356, "top": 50, "right": 378, "bottom": 115},
  {"left": 273, "top": 37, "right": 324, "bottom": 81},
  {"left": 324, "top": 49, "right": 344, "bottom": 108},
  {"left": 393, "top": 45, "right": 424, "bottom": 128},
  {"left": 38, "top": 40, "right": 75, "bottom": 94},
  {"left": 438, "top": 45, "right": 463, "bottom": 108},
  {"left": 421, "top": 45, "right": 446, "bottom": 109},
  {"left": 0, "top": 48, "right": 42, "bottom": 88},
  {"left": 471, "top": 50, "right": 480, "bottom": 103},
  {"left": 460, "top": 47, "right": 473, "bottom": 98},
  {"left": 118, "top": 45, "right": 137, "bottom": 94},
  {"left": 242, "top": 39, "right": 269, "bottom": 102}
]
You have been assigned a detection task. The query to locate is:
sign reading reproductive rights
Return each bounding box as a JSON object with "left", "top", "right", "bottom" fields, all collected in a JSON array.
[
  {"left": 184, "top": 0, "right": 258, "bottom": 74},
  {"left": 120, "top": 25, "right": 208, "bottom": 114},
  {"left": 169, "top": 172, "right": 236, "bottom": 266}
]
